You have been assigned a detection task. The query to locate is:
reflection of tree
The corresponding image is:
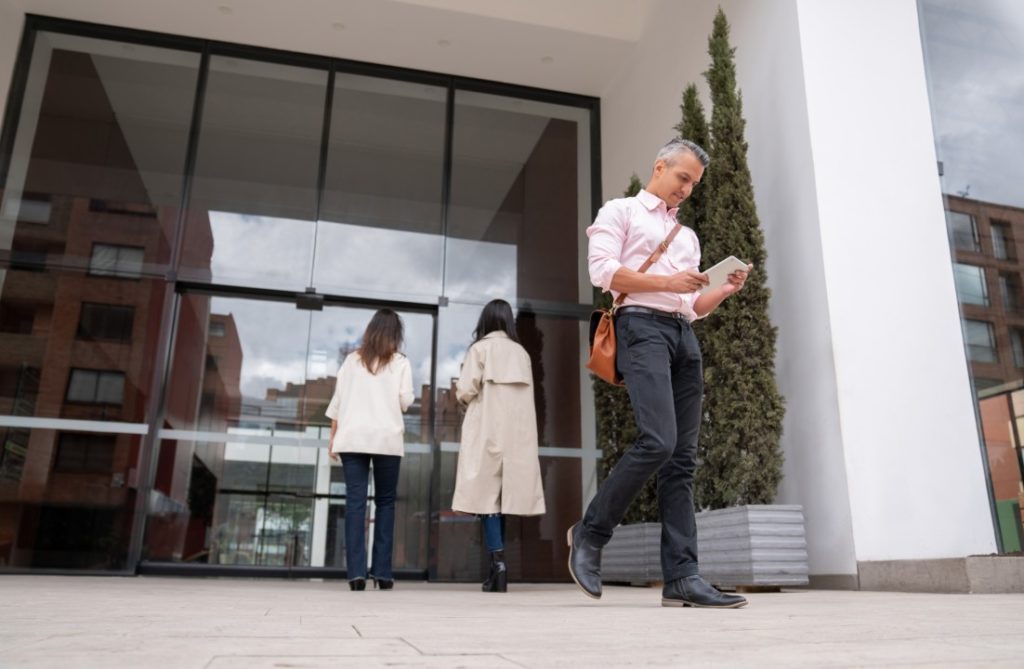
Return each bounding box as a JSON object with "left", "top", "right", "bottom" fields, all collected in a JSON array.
[{"left": 516, "top": 306, "right": 546, "bottom": 446}]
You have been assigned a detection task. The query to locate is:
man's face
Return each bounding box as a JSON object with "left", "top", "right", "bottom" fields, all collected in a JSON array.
[{"left": 650, "top": 151, "right": 704, "bottom": 208}]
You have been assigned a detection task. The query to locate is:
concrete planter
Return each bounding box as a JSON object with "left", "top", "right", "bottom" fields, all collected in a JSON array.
[
  {"left": 697, "top": 504, "right": 809, "bottom": 588},
  {"left": 601, "top": 505, "right": 809, "bottom": 587},
  {"left": 601, "top": 522, "right": 662, "bottom": 585}
]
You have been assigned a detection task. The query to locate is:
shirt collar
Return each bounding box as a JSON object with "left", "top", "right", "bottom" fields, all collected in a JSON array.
[
  {"left": 637, "top": 188, "right": 679, "bottom": 218},
  {"left": 483, "top": 331, "right": 510, "bottom": 340}
]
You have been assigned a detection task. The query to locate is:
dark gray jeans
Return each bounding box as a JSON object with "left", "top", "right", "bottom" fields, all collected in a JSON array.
[{"left": 581, "top": 311, "right": 703, "bottom": 583}]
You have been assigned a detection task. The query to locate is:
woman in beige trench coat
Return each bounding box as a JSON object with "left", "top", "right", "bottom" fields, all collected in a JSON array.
[{"left": 452, "top": 299, "right": 546, "bottom": 593}]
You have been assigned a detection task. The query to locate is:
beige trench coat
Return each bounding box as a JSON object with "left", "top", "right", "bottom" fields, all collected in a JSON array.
[{"left": 451, "top": 332, "right": 546, "bottom": 516}]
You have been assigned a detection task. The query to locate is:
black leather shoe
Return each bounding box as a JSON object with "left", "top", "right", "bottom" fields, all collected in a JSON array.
[
  {"left": 348, "top": 578, "right": 366, "bottom": 591},
  {"left": 566, "top": 522, "right": 602, "bottom": 599},
  {"left": 662, "top": 575, "right": 747, "bottom": 608}
]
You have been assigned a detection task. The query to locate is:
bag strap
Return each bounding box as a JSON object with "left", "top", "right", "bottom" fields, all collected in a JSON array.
[{"left": 612, "top": 223, "right": 684, "bottom": 307}]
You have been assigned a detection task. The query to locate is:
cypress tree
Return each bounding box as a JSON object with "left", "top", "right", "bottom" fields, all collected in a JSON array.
[
  {"left": 593, "top": 174, "right": 658, "bottom": 523},
  {"left": 695, "top": 8, "right": 785, "bottom": 509},
  {"left": 675, "top": 84, "right": 711, "bottom": 239}
]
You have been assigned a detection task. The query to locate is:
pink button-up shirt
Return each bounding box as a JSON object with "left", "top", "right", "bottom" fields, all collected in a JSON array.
[{"left": 587, "top": 188, "right": 702, "bottom": 320}]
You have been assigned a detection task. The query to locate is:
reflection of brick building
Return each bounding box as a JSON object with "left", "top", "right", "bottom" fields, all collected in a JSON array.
[
  {"left": 947, "top": 194, "right": 1024, "bottom": 550},
  {"left": 946, "top": 194, "right": 1024, "bottom": 390},
  {"left": 431, "top": 378, "right": 462, "bottom": 443},
  {"left": 0, "top": 47, "right": 217, "bottom": 567},
  {"left": 0, "top": 197, "right": 211, "bottom": 568}
]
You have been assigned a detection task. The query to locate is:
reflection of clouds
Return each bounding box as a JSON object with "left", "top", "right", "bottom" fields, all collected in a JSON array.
[
  {"left": 212, "top": 297, "right": 310, "bottom": 399},
  {"left": 209, "top": 212, "right": 314, "bottom": 288},
  {"left": 314, "top": 220, "right": 443, "bottom": 298},
  {"left": 444, "top": 237, "right": 517, "bottom": 304},
  {"left": 922, "top": 0, "right": 1024, "bottom": 207}
]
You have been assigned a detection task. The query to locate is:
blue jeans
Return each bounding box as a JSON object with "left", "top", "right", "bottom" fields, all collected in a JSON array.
[
  {"left": 481, "top": 513, "right": 505, "bottom": 552},
  {"left": 340, "top": 453, "right": 401, "bottom": 580}
]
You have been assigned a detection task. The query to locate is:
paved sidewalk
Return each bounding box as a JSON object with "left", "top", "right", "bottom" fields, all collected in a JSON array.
[{"left": 1, "top": 576, "right": 1023, "bottom": 668}]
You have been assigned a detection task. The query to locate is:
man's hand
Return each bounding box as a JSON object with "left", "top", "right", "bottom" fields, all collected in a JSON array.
[
  {"left": 665, "top": 269, "right": 710, "bottom": 294},
  {"left": 722, "top": 264, "right": 754, "bottom": 295}
]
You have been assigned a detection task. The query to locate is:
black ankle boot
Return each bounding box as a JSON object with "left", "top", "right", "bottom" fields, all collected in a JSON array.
[{"left": 482, "top": 550, "right": 508, "bottom": 593}]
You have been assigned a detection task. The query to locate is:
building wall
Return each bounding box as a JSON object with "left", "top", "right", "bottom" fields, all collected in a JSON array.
[
  {"left": 794, "top": 0, "right": 996, "bottom": 560},
  {"left": 0, "top": 0, "right": 25, "bottom": 131}
]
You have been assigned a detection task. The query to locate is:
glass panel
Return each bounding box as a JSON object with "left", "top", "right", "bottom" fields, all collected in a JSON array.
[
  {"left": 945, "top": 210, "right": 980, "bottom": 252},
  {"left": 0, "top": 32, "right": 200, "bottom": 275},
  {"left": 446, "top": 91, "right": 593, "bottom": 305},
  {"left": 314, "top": 74, "right": 447, "bottom": 302},
  {"left": 0, "top": 267, "right": 166, "bottom": 422},
  {"left": 992, "top": 222, "right": 1012, "bottom": 260},
  {"left": 964, "top": 319, "right": 997, "bottom": 363},
  {"left": 146, "top": 296, "right": 434, "bottom": 574},
  {"left": 179, "top": 57, "right": 328, "bottom": 290},
  {"left": 0, "top": 430, "right": 142, "bottom": 569},
  {"left": 923, "top": 1, "right": 1024, "bottom": 552},
  {"left": 953, "top": 263, "right": 988, "bottom": 306}
]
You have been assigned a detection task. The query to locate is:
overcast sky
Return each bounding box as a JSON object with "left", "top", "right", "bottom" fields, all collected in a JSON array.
[{"left": 920, "top": 0, "right": 1024, "bottom": 208}]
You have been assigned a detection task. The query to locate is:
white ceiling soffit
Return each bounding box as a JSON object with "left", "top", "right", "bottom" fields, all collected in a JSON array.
[{"left": 16, "top": 0, "right": 653, "bottom": 96}]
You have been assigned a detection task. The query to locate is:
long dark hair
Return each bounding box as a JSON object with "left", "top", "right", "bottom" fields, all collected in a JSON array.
[
  {"left": 358, "top": 309, "right": 404, "bottom": 374},
  {"left": 472, "top": 299, "right": 519, "bottom": 344}
]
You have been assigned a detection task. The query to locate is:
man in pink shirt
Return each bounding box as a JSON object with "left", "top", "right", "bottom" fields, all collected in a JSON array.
[{"left": 567, "top": 138, "right": 751, "bottom": 608}]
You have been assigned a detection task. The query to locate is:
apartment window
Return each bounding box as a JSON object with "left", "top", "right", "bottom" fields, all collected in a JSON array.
[
  {"left": 953, "top": 263, "right": 989, "bottom": 306},
  {"left": 991, "top": 221, "right": 1013, "bottom": 260},
  {"left": 54, "top": 433, "right": 115, "bottom": 473},
  {"left": 209, "top": 321, "right": 225, "bottom": 337},
  {"left": 89, "top": 244, "right": 144, "bottom": 278},
  {"left": 1012, "top": 330, "right": 1024, "bottom": 369},
  {"left": 1000, "top": 273, "right": 1021, "bottom": 313},
  {"left": 65, "top": 369, "right": 125, "bottom": 405},
  {"left": 964, "top": 320, "right": 997, "bottom": 363},
  {"left": 77, "top": 303, "right": 134, "bottom": 343},
  {"left": 946, "top": 211, "right": 980, "bottom": 252}
]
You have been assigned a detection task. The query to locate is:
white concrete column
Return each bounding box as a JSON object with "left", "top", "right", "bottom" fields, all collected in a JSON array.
[{"left": 794, "top": 0, "right": 997, "bottom": 561}]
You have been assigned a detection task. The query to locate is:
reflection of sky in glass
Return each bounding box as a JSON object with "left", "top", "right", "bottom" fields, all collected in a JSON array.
[
  {"left": 444, "top": 238, "right": 517, "bottom": 304},
  {"left": 313, "top": 220, "right": 443, "bottom": 299},
  {"left": 211, "top": 296, "right": 434, "bottom": 401},
  {"left": 209, "top": 212, "right": 314, "bottom": 289},
  {"left": 921, "top": 0, "right": 1024, "bottom": 207}
]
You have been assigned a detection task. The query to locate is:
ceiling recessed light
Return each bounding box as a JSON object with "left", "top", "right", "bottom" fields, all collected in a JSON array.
[
  {"left": 218, "top": 5, "right": 233, "bottom": 15},
  {"left": 331, "top": 22, "right": 346, "bottom": 31},
  {"left": 437, "top": 39, "right": 451, "bottom": 48},
  {"left": 541, "top": 56, "right": 554, "bottom": 64}
]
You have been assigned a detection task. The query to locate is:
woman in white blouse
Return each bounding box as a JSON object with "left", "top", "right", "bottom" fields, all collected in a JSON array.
[{"left": 326, "top": 309, "right": 414, "bottom": 591}]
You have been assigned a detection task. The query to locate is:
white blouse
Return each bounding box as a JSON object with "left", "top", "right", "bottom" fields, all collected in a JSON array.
[{"left": 325, "top": 351, "right": 415, "bottom": 457}]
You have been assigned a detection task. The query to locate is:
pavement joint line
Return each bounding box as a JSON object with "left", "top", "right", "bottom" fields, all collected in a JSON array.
[{"left": 398, "top": 636, "right": 426, "bottom": 656}]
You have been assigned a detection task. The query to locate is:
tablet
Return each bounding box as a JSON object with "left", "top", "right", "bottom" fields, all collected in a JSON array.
[{"left": 698, "top": 255, "right": 751, "bottom": 294}]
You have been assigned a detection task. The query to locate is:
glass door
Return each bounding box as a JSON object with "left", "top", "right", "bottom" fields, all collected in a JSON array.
[{"left": 143, "top": 290, "right": 434, "bottom": 576}]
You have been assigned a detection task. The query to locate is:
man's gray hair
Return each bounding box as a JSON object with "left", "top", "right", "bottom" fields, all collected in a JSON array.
[{"left": 656, "top": 138, "right": 710, "bottom": 168}]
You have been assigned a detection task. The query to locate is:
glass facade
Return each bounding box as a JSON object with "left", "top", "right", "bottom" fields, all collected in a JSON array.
[
  {"left": 921, "top": 0, "right": 1024, "bottom": 551},
  {"left": 0, "top": 19, "right": 598, "bottom": 578}
]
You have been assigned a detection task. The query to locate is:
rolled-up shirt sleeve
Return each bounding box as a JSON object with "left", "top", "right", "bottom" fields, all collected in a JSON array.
[{"left": 586, "top": 201, "right": 627, "bottom": 292}]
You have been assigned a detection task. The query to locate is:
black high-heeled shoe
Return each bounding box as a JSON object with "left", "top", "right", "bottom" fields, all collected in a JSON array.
[
  {"left": 348, "top": 578, "right": 366, "bottom": 591},
  {"left": 371, "top": 576, "right": 395, "bottom": 590},
  {"left": 482, "top": 550, "right": 508, "bottom": 593}
]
